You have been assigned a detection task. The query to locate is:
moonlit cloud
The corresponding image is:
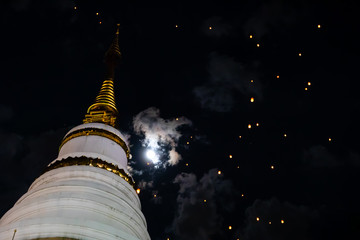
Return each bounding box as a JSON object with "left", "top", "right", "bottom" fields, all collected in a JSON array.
[{"left": 133, "top": 107, "right": 192, "bottom": 166}]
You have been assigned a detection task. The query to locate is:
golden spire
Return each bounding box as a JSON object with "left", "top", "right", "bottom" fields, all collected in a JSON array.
[{"left": 83, "top": 24, "right": 122, "bottom": 127}]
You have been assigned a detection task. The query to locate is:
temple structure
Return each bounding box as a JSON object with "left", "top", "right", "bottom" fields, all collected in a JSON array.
[{"left": 0, "top": 25, "right": 151, "bottom": 240}]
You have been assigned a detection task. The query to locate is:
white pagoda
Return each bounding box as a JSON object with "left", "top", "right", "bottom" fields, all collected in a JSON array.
[{"left": 0, "top": 25, "right": 151, "bottom": 240}]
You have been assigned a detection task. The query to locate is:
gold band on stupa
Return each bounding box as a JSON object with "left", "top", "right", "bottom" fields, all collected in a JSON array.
[
  {"left": 59, "top": 127, "right": 130, "bottom": 158},
  {"left": 83, "top": 24, "right": 122, "bottom": 128},
  {"left": 45, "top": 156, "right": 135, "bottom": 188}
]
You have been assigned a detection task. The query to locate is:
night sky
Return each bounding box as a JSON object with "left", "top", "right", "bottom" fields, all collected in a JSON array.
[{"left": 1, "top": 0, "right": 360, "bottom": 239}]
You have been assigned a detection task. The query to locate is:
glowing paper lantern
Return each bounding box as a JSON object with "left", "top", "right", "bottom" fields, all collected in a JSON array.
[
  {"left": 256, "top": 217, "right": 260, "bottom": 221},
  {"left": 250, "top": 97, "right": 254, "bottom": 102},
  {"left": 248, "top": 124, "right": 252, "bottom": 129},
  {"left": 209, "top": 26, "right": 212, "bottom": 30},
  {"left": 249, "top": 34, "right": 253, "bottom": 39},
  {"left": 277, "top": 75, "right": 280, "bottom": 79},
  {"left": 318, "top": 24, "right": 321, "bottom": 28},
  {"left": 218, "top": 170, "right": 221, "bottom": 175},
  {"left": 229, "top": 226, "right": 232, "bottom": 230},
  {"left": 257, "top": 43, "right": 260, "bottom": 47},
  {"left": 281, "top": 220, "right": 285, "bottom": 224},
  {"left": 229, "top": 155, "right": 233, "bottom": 159},
  {"left": 136, "top": 189, "right": 141, "bottom": 194}
]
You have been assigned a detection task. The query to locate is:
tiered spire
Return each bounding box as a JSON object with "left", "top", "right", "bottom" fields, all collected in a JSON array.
[{"left": 83, "top": 24, "right": 122, "bottom": 127}]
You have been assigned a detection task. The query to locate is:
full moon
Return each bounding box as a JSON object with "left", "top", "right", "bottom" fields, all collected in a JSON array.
[{"left": 146, "top": 149, "right": 159, "bottom": 163}]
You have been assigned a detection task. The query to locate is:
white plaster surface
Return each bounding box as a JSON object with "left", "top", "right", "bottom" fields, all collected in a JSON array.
[
  {"left": 58, "top": 123, "right": 129, "bottom": 170},
  {"left": 0, "top": 123, "right": 150, "bottom": 240},
  {"left": 0, "top": 167, "right": 150, "bottom": 240}
]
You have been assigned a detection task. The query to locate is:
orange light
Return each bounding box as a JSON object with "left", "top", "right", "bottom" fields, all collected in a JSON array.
[
  {"left": 284, "top": 133, "right": 287, "bottom": 137},
  {"left": 229, "top": 155, "right": 233, "bottom": 159},
  {"left": 96, "top": 12, "right": 99, "bottom": 15},
  {"left": 218, "top": 170, "right": 221, "bottom": 175},
  {"left": 241, "top": 194, "right": 244, "bottom": 197},
  {"left": 136, "top": 189, "right": 141, "bottom": 194},
  {"left": 186, "top": 163, "right": 189, "bottom": 166},
  {"left": 328, "top": 138, "right": 332, "bottom": 142},
  {"left": 154, "top": 194, "right": 157, "bottom": 198},
  {"left": 318, "top": 24, "right": 321, "bottom": 28},
  {"left": 239, "top": 135, "right": 242, "bottom": 139},
  {"left": 99, "top": 21, "right": 102, "bottom": 24},
  {"left": 257, "top": 43, "right": 260, "bottom": 47},
  {"left": 269, "top": 221, "right": 272, "bottom": 224},
  {"left": 308, "top": 82, "right": 311, "bottom": 86},
  {"left": 299, "top": 53, "right": 302, "bottom": 56},
  {"left": 229, "top": 226, "right": 232, "bottom": 230},
  {"left": 250, "top": 97, "right": 254, "bottom": 102},
  {"left": 281, "top": 219, "right": 285, "bottom": 224},
  {"left": 276, "top": 75, "right": 280, "bottom": 79},
  {"left": 186, "top": 142, "right": 189, "bottom": 145},
  {"left": 176, "top": 118, "right": 179, "bottom": 121},
  {"left": 256, "top": 123, "right": 259, "bottom": 127},
  {"left": 248, "top": 124, "right": 252, "bottom": 129},
  {"left": 175, "top": 24, "right": 178, "bottom": 28},
  {"left": 271, "top": 165, "right": 274, "bottom": 169},
  {"left": 305, "top": 87, "right": 308, "bottom": 91},
  {"left": 209, "top": 26, "right": 212, "bottom": 30},
  {"left": 250, "top": 79, "right": 254, "bottom": 83},
  {"left": 249, "top": 34, "right": 253, "bottom": 39},
  {"left": 256, "top": 217, "right": 260, "bottom": 221},
  {"left": 204, "top": 199, "right": 207, "bottom": 202}
]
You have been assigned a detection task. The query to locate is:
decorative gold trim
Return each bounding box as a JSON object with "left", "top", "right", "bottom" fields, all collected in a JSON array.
[
  {"left": 83, "top": 25, "right": 122, "bottom": 128},
  {"left": 59, "top": 128, "right": 130, "bottom": 158},
  {"left": 44, "top": 157, "right": 135, "bottom": 188}
]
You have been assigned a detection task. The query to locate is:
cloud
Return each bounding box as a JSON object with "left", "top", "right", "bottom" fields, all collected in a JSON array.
[
  {"left": 0, "top": 104, "right": 13, "bottom": 124},
  {"left": 133, "top": 107, "right": 192, "bottom": 166},
  {"left": 241, "top": 198, "right": 319, "bottom": 240},
  {"left": 172, "top": 169, "right": 236, "bottom": 240},
  {"left": 303, "top": 145, "right": 340, "bottom": 167},
  {"left": 194, "top": 52, "right": 262, "bottom": 112},
  {"left": 0, "top": 128, "right": 66, "bottom": 216},
  {"left": 243, "top": 0, "right": 301, "bottom": 38},
  {"left": 202, "top": 16, "right": 233, "bottom": 37}
]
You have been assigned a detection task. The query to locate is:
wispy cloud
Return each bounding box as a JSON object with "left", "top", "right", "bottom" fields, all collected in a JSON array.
[
  {"left": 194, "top": 52, "right": 262, "bottom": 112},
  {"left": 172, "top": 169, "right": 236, "bottom": 240},
  {"left": 133, "top": 107, "right": 192, "bottom": 166}
]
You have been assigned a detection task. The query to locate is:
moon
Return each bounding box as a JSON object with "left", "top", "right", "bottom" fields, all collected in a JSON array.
[{"left": 146, "top": 149, "right": 159, "bottom": 163}]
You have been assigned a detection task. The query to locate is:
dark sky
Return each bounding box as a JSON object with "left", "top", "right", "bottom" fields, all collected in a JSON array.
[{"left": 1, "top": 0, "right": 360, "bottom": 239}]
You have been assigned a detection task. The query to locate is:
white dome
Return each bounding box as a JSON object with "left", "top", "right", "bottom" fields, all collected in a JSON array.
[{"left": 55, "top": 122, "right": 130, "bottom": 172}]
